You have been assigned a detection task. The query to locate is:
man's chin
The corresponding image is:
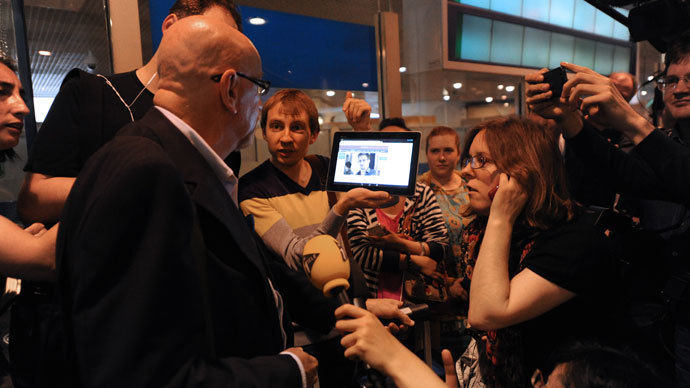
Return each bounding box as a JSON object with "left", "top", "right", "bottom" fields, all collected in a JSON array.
[{"left": 235, "top": 132, "right": 255, "bottom": 150}]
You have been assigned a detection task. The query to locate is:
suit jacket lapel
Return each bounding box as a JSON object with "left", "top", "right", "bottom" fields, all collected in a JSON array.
[{"left": 126, "top": 109, "right": 269, "bottom": 278}]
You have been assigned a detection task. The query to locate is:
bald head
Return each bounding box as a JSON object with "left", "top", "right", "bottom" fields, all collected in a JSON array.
[
  {"left": 155, "top": 15, "right": 263, "bottom": 158},
  {"left": 156, "top": 15, "right": 259, "bottom": 93},
  {"left": 609, "top": 72, "right": 637, "bottom": 102}
]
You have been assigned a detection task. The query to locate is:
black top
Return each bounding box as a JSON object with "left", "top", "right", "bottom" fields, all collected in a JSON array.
[
  {"left": 25, "top": 68, "right": 241, "bottom": 177},
  {"left": 480, "top": 211, "right": 628, "bottom": 388},
  {"left": 25, "top": 69, "right": 154, "bottom": 177},
  {"left": 518, "top": 211, "right": 624, "bottom": 375}
]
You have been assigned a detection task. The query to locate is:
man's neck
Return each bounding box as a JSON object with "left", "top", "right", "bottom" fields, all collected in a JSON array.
[
  {"left": 271, "top": 158, "right": 312, "bottom": 188},
  {"left": 136, "top": 56, "right": 159, "bottom": 94}
]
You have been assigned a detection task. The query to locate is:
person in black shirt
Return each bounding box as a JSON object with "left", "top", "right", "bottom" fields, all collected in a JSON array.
[{"left": 18, "top": 0, "right": 243, "bottom": 226}]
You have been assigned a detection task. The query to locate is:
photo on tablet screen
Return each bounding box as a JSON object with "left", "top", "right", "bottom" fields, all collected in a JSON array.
[{"left": 327, "top": 131, "right": 420, "bottom": 195}]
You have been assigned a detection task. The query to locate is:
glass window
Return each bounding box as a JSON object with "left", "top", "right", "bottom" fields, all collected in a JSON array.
[
  {"left": 549, "top": 0, "right": 575, "bottom": 28},
  {"left": 522, "top": 0, "right": 550, "bottom": 23},
  {"left": 612, "top": 7, "right": 630, "bottom": 41},
  {"left": 548, "top": 33, "right": 574, "bottom": 68},
  {"left": 613, "top": 45, "right": 631, "bottom": 72},
  {"left": 458, "top": 0, "right": 490, "bottom": 8},
  {"left": 490, "top": 21, "right": 524, "bottom": 66},
  {"left": 460, "top": 15, "right": 492, "bottom": 62},
  {"left": 594, "top": 41, "right": 614, "bottom": 74},
  {"left": 594, "top": 10, "right": 615, "bottom": 37},
  {"left": 490, "top": 0, "right": 522, "bottom": 15},
  {"left": 573, "top": 0, "right": 596, "bottom": 34},
  {"left": 522, "top": 27, "right": 550, "bottom": 67},
  {"left": 573, "top": 38, "right": 596, "bottom": 69}
]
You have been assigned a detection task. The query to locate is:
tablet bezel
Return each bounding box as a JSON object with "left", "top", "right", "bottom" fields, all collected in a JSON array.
[{"left": 326, "top": 131, "right": 420, "bottom": 195}]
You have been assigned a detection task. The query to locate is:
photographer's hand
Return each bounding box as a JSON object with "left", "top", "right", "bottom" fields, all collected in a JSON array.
[
  {"left": 561, "top": 62, "right": 654, "bottom": 145},
  {"left": 525, "top": 68, "right": 583, "bottom": 138}
]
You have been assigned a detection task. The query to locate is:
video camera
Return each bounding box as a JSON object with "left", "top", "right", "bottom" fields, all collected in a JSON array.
[{"left": 587, "top": 0, "right": 690, "bottom": 52}]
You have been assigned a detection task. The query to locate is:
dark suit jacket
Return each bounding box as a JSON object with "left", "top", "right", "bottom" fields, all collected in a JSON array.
[{"left": 57, "top": 108, "right": 338, "bottom": 388}]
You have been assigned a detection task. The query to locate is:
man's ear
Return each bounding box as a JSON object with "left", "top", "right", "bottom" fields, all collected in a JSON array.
[
  {"left": 220, "top": 69, "right": 240, "bottom": 114},
  {"left": 309, "top": 130, "right": 320, "bottom": 145},
  {"left": 161, "top": 14, "right": 179, "bottom": 34}
]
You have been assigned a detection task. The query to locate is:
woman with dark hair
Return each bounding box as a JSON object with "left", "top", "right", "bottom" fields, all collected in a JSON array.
[
  {"left": 0, "top": 55, "right": 56, "bottom": 280},
  {"left": 336, "top": 118, "right": 624, "bottom": 388}
]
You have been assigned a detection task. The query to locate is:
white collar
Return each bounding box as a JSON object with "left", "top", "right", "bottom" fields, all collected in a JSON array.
[{"left": 155, "top": 106, "right": 238, "bottom": 205}]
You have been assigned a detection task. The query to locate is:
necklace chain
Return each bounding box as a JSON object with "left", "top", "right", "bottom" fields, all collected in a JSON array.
[{"left": 97, "top": 71, "right": 157, "bottom": 122}]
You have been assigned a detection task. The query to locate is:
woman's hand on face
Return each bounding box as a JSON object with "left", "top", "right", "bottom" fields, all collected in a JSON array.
[
  {"left": 489, "top": 173, "right": 528, "bottom": 225},
  {"left": 410, "top": 255, "right": 443, "bottom": 280}
]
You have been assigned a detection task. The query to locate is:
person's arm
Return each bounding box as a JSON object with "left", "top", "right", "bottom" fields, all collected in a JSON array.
[
  {"left": 468, "top": 174, "right": 575, "bottom": 330},
  {"left": 335, "top": 304, "right": 447, "bottom": 388},
  {"left": 342, "top": 92, "right": 372, "bottom": 131},
  {"left": 414, "top": 185, "right": 450, "bottom": 261},
  {"left": 61, "top": 138, "right": 306, "bottom": 387},
  {"left": 560, "top": 62, "right": 655, "bottom": 145},
  {"left": 18, "top": 69, "right": 86, "bottom": 225},
  {"left": 240, "top": 187, "right": 391, "bottom": 271},
  {"left": 0, "top": 218, "right": 56, "bottom": 281},
  {"left": 17, "top": 172, "right": 75, "bottom": 225},
  {"left": 525, "top": 66, "right": 679, "bottom": 203}
]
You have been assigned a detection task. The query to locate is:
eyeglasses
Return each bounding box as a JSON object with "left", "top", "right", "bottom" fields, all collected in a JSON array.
[
  {"left": 657, "top": 74, "right": 690, "bottom": 92},
  {"left": 210, "top": 72, "right": 271, "bottom": 96},
  {"left": 462, "top": 154, "right": 494, "bottom": 169}
]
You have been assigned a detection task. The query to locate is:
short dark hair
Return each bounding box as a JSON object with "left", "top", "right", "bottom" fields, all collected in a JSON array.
[
  {"left": 549, "top": 342, "right": 660, "bottom": 388},
  {"left": 378, "top": 117, "right": 410, "bottom": 131},
  {"left": 358, "top": 153, "right": 370, "bottom": 160},
  {"left": 169, "top": 0, "right": 242, "bottom": 32},
  {"left": 0, "top": 54, "right": 17, "bottom": 72},
  {"left": 665, "top": 31, "right": 690, "bottom": 68},
  {"left": 0, "top": 54, "right": 20, "bottom": 161},
  {"left": 260, "top": 89, "right": 320, "bottom": 135}
]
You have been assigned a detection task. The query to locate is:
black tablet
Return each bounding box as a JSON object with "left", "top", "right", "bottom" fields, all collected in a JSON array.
[{"left": 327, "top": 131, "right": 420, "bottom": 195}]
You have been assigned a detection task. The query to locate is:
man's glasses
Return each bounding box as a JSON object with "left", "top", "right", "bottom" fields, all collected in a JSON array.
[
  {"left": 461, "top": 154, "right": 494, "bottom": 169},
  {"left": 657, "top": 74, "right": 690, "bottom": 93},
  {"left": 210, "top": 72, "right": 271, "bottom": 96}
]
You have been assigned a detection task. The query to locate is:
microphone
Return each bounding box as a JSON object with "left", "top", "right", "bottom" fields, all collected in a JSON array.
[
  {"left": 303, "top": 235, "right": 385, "bottom": 388},
  {"left": 302, "top": 235, "right": 352, "bottom": 306}
]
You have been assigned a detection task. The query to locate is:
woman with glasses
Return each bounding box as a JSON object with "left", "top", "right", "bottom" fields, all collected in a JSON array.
[{"left": 336, "top": 118, "right": 626, "bottom": 388}]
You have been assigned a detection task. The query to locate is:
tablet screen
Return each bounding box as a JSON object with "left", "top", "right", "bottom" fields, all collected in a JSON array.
[{"left": 327, "top": 131, "right": 420, "bottom": 195}]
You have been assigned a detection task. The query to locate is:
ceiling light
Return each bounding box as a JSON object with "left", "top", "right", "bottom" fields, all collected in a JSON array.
[
  {"left": 497, "top": 84, "right": 504, "bottom": 90},
  {"left": 249, "top": 17, "right": 266, "bottom": 25},
  {"left": 38, "top": 50, "right": 51, "bottom": 56},
  {"left": 326, "top": 90, "right": 335, "bottom": 97},
  {"left": 318, "top": 116, "right": 324, "bottom": 125},
  {"left": 503, "top": 102, "right": 509, "bottom": 107},
  {"left": 501, "top": 95, "right": 507, "bottom": 100},
  {"left": 505, "top": 85, "right": 515, "bottom": 92},
  {"left": 453, "top": 82, "right": 463, "bottom": 89},
  {"left": 399, "top": 66, "right": 407, "bottom": 73},
  {"left": 647, "top": 75, "right": 654, "bottom": 81},
  {"left": 641, "top": 90, "right": 648, "bottom": 96},
  {"left": 362, "top": 82, "right": 369, "bottom": 88},
  {"left": 442, "top": 88, "right": 449, "bottom": 96},
  {"left": 485, "top": 97, "right": 494, "bottom": 103},
  {"left": 443, "top": 95, "right": 451, "bottom": 101}
]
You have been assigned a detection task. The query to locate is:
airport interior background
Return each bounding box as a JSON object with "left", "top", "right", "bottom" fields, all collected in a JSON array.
[{"left": 0, "top": 0, "right": 666, "bottom": 220}]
